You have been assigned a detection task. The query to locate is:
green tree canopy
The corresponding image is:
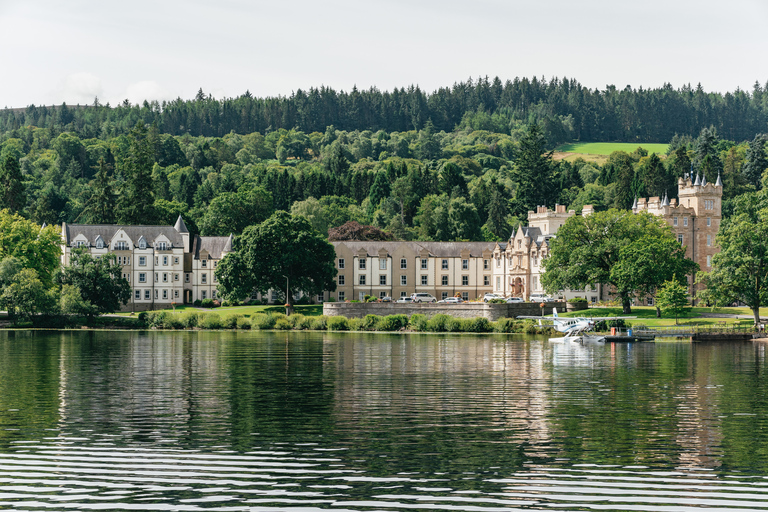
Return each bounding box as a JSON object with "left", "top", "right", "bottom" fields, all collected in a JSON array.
[
  {"left": 59, "top": 248, "right": 132, "bottom": 316},
  {"left": 656, "top": 278, "right": 691, "bottom": 324},
  {"left": 0, "top": 210, "right": 61, "bottom": 287},
  {"left": 215, "top": 211, "right": 337, "bottom": 304},
  {"left": 542, "top": 209, "right": 695, "bottom": 313},
  {"left": 510, "top": 123, "right": 557, "bottom": 217},
  {"left": 199, "top": 186, "right": 273, "bottom": 235},
  {"left": 0, "top": 155, "right": 25, "bottom": 213},
  {"left": 696, "top": 190, "right": 768, "bottom": 324}
]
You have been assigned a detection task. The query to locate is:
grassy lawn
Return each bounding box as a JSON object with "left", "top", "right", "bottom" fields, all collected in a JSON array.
[
  {"left": 115, "top": 304, "right": 323, "bottom": 318},
  {"left": 553, "top": 306, "right": 763, "bottom": 328},
  {"left": 555, "top": 142, "right": 669, "bottom": 156}
]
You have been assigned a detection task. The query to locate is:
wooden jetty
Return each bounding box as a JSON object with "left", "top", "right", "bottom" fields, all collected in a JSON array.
[{"left": 633, "top": 325, "right": 756, "bottom": 342}]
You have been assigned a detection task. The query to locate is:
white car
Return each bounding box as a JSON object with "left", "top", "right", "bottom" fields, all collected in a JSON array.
[
  {"left": 506, "top": 297, "right": 525, "bottom": 303},
  {"left": 438, "top": 297, "right": 464, "bottom": 304},
  {"left": 395, "top": 297, "right": 412, "bottom": 303},
  {"left": 411, "top": 293, "right": 437, "bottom": 303},
  {"left": 483, "top": 293, "right": 504, "bottom": 302}
]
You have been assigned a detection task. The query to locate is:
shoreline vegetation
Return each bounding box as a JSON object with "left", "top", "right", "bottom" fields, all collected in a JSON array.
[{"left": 1, "top": 305, "right": 761, "bottom": 334}]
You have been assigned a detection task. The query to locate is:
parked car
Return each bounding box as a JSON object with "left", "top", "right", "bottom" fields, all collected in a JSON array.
[
  {"left": 395, "top": 297, "right": 412, "bottom": 303},
  {"left": 483, "top": 293, "right": 504, "bottom": 302},
  {"left": 530, "top": 295, "right": 556, "bottom": 302},
  {"left": 380, "top": 296, "right": 392, "bottom": 302},
  {"left": 505, "top": 297, "right": 525, "bottom": 303},
  {"left": 438, "top": 297, "right": 464, "bottom": 304},
  {"left": 411, "top": 292, "right": 437, "bottom": 303}
]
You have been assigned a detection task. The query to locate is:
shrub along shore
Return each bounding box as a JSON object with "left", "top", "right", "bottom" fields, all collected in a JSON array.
[{"left": 136, "top": 310, "right": 553, "bottom": 334}]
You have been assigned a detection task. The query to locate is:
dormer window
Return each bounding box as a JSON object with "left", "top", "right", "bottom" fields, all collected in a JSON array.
[
  {"left": 157, "top": 241, "right": 167, "bottom": 250},
  {"left": 115, "top": 241, "right": 128, "bottom": 251},
  {"left": 76, "top": 240, "right": 85, "bottom": 248},
  {"left": 95, "top": 237, "right": 104, "bottom": 249},
  {"left": 138, "top": 237, "right": 147, "bottom": 249}
]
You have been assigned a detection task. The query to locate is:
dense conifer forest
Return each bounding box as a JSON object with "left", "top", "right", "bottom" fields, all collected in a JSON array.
[{"left": 1, "top": 76, "right": 766, "bottom": 243}]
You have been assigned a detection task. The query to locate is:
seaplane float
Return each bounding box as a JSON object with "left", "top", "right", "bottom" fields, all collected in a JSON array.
[{"left": 517, "top": 308, "right": 649, "bottom": 344}]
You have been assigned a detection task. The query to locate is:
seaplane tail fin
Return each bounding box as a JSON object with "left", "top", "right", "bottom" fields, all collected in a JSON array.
[{"left": 553, "top": 308, "right": 558, "bottom": 318}]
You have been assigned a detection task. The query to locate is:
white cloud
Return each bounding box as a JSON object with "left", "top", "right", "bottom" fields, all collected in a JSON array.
[
  {"left": 58, "top": 72, "right": 103, "bottom": 105},
  {"left": 112, "top": 81, "right": 173, "bottom": 106}
]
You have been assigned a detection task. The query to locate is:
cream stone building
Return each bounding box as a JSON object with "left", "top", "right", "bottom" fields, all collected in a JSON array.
[{"left": 61, "top": 216, "right": 232, "bottom": 311}]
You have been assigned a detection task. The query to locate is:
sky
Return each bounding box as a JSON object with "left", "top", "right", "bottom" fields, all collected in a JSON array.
[{"left": 1, "top": 0, "right": 767, "bottom": 108}]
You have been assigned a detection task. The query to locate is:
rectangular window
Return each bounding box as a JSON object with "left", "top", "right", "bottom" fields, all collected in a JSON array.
[
  {"left": 155, "top": 273, "right": 158, "bottom": 282},
  {"left": 155, "top": 257, "right": 158, "bottom": 265},
  {"left": 673, "top": 217, "right": 678, "bottom": 226},
  {"left": 317, "top": 294, "right": 324, "bottom": 302},
  {"left": 338, "top": 275, "right": 345, "bottom": 285},
  {"left": 379, "top": 259, "right": 387, "bottom": 270},
  {"left": 379, "top": 275, "right": 386, "bottom": 285},
  {"left": 174, "top": 273, "right": 179, "bottom": 281},
  {"left": 338, "top": 291, "right": 345, "bottom": 301},
  {"left": 162, "top": 290, "right": 168, "bottom": 299},
  {"left": 115, "top": 241, "right": 127, "bottom": 251},
  {"left": 139, "top": 256, "right": 146, "bottom": 266},
  {"left": 155, "top": 290, "right": 158, "bottom": 299},
  {"left": 484, "top": 276, "right": 490, "bottom": 286},
  {"left": 380, "top": 291, "right": 387, "bottom": 299},
  {"left": 401, "top": 275, "right": 407, "bottom": 286},
  {"left": 707, "top": 217, "right": 711, "bottom": 227},
  {"left": 139, "top": 273, "right": 146, "bottom": 283},
  {"left": 174, "top": 257, "right": 179, "bottom": 265},
  {"left": 174, "top": 290, "right": 179, "bottom": 299},
  {"left": 496, "top": 276, "right": 500, "bottom": 290},
  {"left": 163, "top": 273, "right": 168, "bottom": 282},
  {"left": 400, "top": 258, "right": 407, "bottom": 269},
  {"left": 496, "top": 258, "right": 500, "bottom": 268},
  {"left": 441, "top": 292, "right": 448, "bottom": 300},
  {"left": 421, "top": 259, "right": 428, "bottom": 269},
  {"left": 707, "top": 234, "right": 712, "bottom": 246},
  {"left": 707, "top": 255, "right": 712, "bottom": 267},
  {"left": 359, "top": 275, "right": 366, "bottom": 285},
  {"left": 144, "top": 290, "right": 150, "bottom": 300},
  {"left": 462, "top": 259, "right": 468, "bottom": 270},
  {"left": 400, "top": 291, "right": 407, "bottom": 297},
  {"left": 647, "top": 297, "right": 654, "bottom": 306},
  {"left": 213, "top": 274, "right": 217, "bottom": 283},
  {"left": 359, "top": 258, "right": 366, "bottom": 269},
  {"left": 678, "top": 234, "right": 684, "bottom": 244},
  {"left": 134, "top": 290, "right": 140, "bottom": 300},
  {"left": 462, "top": 292, "right": 468, "bottom": 301},
  {"left": 462, "top": 275, "right": 468, "bottom": 286},
  {"left": 533, "top": 276, "right": 538, "bottom": 290},
  {"left": 338, "top": 258, "right": 345, "bottom": 269},
  {"left": 212, "top": 290, "right": 217, "bottom": 299},
  {"left": 76, "top": 240, "right": 85, "bottom": 248},
  {"left": 185, "top": 273, "right": 190, "bottom": 283},
  {"left": 441, "top": 259, "right": 448, "bottom": 270},
  {"left": 483, "top": 259, "right": 489, "bottom": 270},
  {"left": 158, "top": 242, "right": 167, "bottom": 250},
  {"left": 421, "top": 275, "right": 428, "bottom": 285},
  {"left": 201, "top": 260, "right": 207, "bottom": 268},
  {"left": 201, "top": 291, "right": 206, "bottom": 300},
  {"left": 201, "top": 273, "right": 207, "bottom": 284},
  {"left": 442, "top": 275, "right": 448, "bottom": 286},
  {"left": 163, "top": 256, "right": 168, "bottom": 266},
  {"left": 683, "top": 217, "right": 688, "bottom": 227}
]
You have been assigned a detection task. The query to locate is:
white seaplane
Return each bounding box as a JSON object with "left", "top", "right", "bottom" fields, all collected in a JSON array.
[{"left": 517, "top": 308, "right": 635, "bottom": 343}]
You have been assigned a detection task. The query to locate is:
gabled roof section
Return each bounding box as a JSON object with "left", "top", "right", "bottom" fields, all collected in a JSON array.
[
  {"left": 192, "top": 234, "right": 233, "bottom": 260},
  {"left": 63, "top": 224, "right": 184, "bottom": 247}
]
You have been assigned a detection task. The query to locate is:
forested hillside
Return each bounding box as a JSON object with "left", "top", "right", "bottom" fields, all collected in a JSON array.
[
  {"left": 4, "top": 77, "right": 768, "bottom": 144},
  {"left": 1, "top": 77, "right": 767, "bottom": 243}
]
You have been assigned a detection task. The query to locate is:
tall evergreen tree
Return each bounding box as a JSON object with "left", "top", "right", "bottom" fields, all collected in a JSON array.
[
  {"left": 0, "top": 155, "right": 25, "bottom": 213},
  {"left": 83, "top": 158, "right": 116, "bottom": 224},
  {"left": 742, "top": 134, "right": 767, "bottom": 189},
  {"left": 510, "top": 124, "right": 557, "bottom": 216},
  {"left": 118, "top": 122, "right": 156, "bottom": 224}
]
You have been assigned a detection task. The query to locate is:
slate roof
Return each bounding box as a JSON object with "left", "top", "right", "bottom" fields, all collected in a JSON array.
[
  {"left": 332, "top": 241, "right": 495, "bottom": 257},
  {"left": 64, "top": 224, "right": 185, "bottom": 247},
  {"left": 193, "top": 234, "right": 233, "bottom": 259}
]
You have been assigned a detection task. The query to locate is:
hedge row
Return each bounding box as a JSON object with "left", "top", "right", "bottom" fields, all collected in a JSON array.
[{"left": 138, "top": 311, "right": 552, "bottom": 334}]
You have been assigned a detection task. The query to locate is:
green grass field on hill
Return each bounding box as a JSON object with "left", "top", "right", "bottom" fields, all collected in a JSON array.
[{"left": 555, "top": 142, "right": 669, "bottom": 156}]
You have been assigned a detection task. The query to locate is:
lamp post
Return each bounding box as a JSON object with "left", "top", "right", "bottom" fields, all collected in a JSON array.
[{"left": 283, "top": 275, "right": 293, "bottom": 316}]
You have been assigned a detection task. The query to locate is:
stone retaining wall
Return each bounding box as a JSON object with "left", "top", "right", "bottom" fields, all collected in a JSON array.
[{"left": 323, "top": 301, "right": 567, "bottom": 321}]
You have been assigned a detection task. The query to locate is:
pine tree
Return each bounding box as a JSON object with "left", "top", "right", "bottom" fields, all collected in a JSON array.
[
  {"left": 742, "top": 134, "right": 767, "bottom": 188},
  {"left": 118, "top": 122, "right": 156, "bottom": 224},
  {"left": 83, "top": 158, "right": 116, "bottom": 224},
  {"left": 0, "top": 155, "right": 25, "bottom": 213},
  {"left": 510, "top": 124, "right": 556, "bottom": 216}
]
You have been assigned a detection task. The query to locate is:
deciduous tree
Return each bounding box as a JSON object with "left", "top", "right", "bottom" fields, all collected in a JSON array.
[
  {"left": 59, "top": 248, "right": 131, "bottom": 316},
  {"left": 216, "top": 211, "right": 337, "bottom": 305}
]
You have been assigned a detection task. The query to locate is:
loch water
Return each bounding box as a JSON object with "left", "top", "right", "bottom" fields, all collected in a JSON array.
[{"left": 2, "top": 330, "right": 768, "bottom": 511}]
